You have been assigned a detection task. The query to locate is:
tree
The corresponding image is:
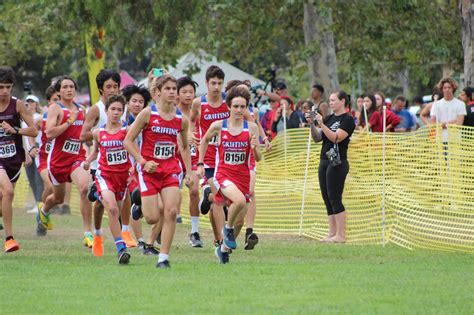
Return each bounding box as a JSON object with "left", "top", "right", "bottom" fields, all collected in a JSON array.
[{"left": 460, "top": 0, "right": 474, "bottom": 86}]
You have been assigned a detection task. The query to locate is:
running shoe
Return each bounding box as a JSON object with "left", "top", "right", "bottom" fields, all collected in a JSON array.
[
  {"left": 36, "top": 221, "right": 47, "bottom": 236},
  {"left": 118, "top": 248, "right": 131, "bottom": 265},
  {"left": 142, "top": 244, "right": 160, "bottom": 255},
  {"left": 214, "top": 246, "right": 229, "bottom": 264},
  {"left": 176, "top": 215, "right": 183, "bottom": 224},
  {"left": 92, "top": 235, "right": 104, "bottom": 257},
  {"left": 245, "top": 232, "right": 259, "bottom": 250},
  {"left": 131, "top": 188, "right": 141, "bottom": 206},
  {"left": 137, "top": 240, "right": 146, "bottom": 250},
  {"left": 87, "top": 182, "right": 98, "bottom": 202},
  {"left": 4, "top": 239, "right": 20, "bottom": 253},
  {"left": 222, "top": 226, "right": 237, "bottom": 250},
  {"left": 83, "top": 234, "right": 94, "bottom": 248},
  {"left": 199, "top": 185, "right": 212, "bottom": 215},
  {"left": 37, "top": 209, "right": 53, "bottom": 230},
  {"left": 121, "top": 231, "right": 137, "bottom": 248},
  {"left": 131, "top": 204, "right": 142, "bottom": 220},
  {"left": 156, "top": 260, "right": 170, "bottom": 269},
  {"left": 189, "top": 232, "right": 203, "bottom": 248}
]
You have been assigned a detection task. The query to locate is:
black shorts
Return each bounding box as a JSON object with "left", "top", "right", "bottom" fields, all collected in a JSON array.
[
  {"left": 0, "top": 161, "right": 21, "bottom": 183},
  {"left": 204, "top": 168, "right": 215, "bottom": 182},
  {"left": 90, "top": 169, "right": 97, "bottom": 181}
]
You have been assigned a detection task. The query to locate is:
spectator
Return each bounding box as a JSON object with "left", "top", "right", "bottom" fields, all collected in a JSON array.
[
  {"left": 373, "top": 91, "right": 400, "bottom": 132},
  {"left": 430, "top": 77, "right": 466, "bottom": 142},
  {"left": 271, "top": 96, "right": 300, "bottom": 135},
  {"left": 460, "top": 86, "right": 474, "bottom": 127},
  {"left": 393, "top": 95, "right": 416, "bottom": 132},
  {"left": 294, "top": 99, "right": 306, "bottom": 126},
  {"left": 353, "top": 95, "right": 364, "bottom": 126},
  {"left": 274, "top": 82, "right": 288, "bottom": 97},
  {"left": 420, "top": 89, "right": 443, "bottom": 126},
  {"left": 311, "top": 84, "right": 329, "bottom": 118},
  {"left": 300, "top": 100, "right": 314, "bottom": 127},
  {"left": 261, "top": 99, "right": 279, "bottom": 140}
]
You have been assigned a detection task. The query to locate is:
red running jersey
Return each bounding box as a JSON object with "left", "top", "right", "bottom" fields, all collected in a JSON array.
[
  {"left": 215, "top": 119, "right": 251, "bottom": 182},
  {"left": 199, "top": 94, "right": 229, "bottom": 168},
  {"left": 48, "top": 103, "right": 86, "bottom": 169},
  {"left": 38, "top": 112, "right": 52, "bottom": 162},
  {"left": 140, "top": 103, "right": 182, "bottom": 171},
  {"left": 97, "top": 122, "right": 131, "bottom": 173}
]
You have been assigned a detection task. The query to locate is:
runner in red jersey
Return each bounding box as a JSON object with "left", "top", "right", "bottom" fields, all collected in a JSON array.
[
  {"left": 198, "top": 86, "right": 261, "bottom": 264},
  {"left": 176, "top": 76, "right": 203, "bottom": 247},
  {"left": 37, "top": 76, "right": 93, "bottom": 246},
  {"left": 84, "top": 95, "right": 131, "bottom": 264},
  {"left": 189, "top": 65, "right": 228, "bottom": 246},
  {"left": 124, "top": 75, "right": 193, "bottom": 269},
  {"left": 0, "top": 66, "right": 37, "bottom": 253}
]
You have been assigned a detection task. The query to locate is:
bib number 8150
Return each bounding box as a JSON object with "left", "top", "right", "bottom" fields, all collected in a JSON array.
[{"left": 224, "top": 151, "right": 246, "bottom": 165}]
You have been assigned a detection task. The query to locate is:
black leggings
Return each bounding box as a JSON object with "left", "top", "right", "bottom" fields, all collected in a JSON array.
[{"left": 318, "top": 159, "right": 349, "bottom": 216}]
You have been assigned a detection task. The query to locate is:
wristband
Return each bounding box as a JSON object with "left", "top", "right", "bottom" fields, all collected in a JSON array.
[
  {"left": 13, "top": 127, "right": 19, "bottom": 135},
  {"left": 196, "top": 162, "right": 204, "bottom": 167}
]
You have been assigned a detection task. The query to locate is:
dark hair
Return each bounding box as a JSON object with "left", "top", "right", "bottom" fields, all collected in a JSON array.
[
  {"left": 121, "top": 84, "right": 151, "bottom": 107},
  {"left": 312, "top": 84, "right": 324, "bottom": 94},
  {"left": 45, "top": 85, "right": 57, "bottom": 101},
  {"left": 177, "top": 76, "right": 198, "bottom": 93},
  {"left": 395, "top": 95, "right": 406, "bottom": 103},
  {"left": 359, "top": 94, "right": 376, "bottom": 127},
  {"left": 432, "top": 88, "right": 443, "bottom": 102},
  {"left": 225, "top": 79, "right": 251, "bottom": 92},
  {"left": 105, "top": 95, "right": 126, "bottom": 111},
  {"left": 0, "top": 66, "right": 15, "bottom": 84},
  {"left": 96, "top": 69, "right": 121, "bottom": 94},
  {"left": 412, "top": 95, "right": 423, "bottom": 104},
  {"left": 335, "top": 91, "right": 350, "bottom": 108},
  {"left": 54, "top": 75, "right": 78, "bottom": 92},
  {"left": 462, "top": 86, "right": 474, "bottom": 102},
  {"left": 226, "top": 86, "right": 251, "bottom": 108},
  {"left": 205, "top": 65, "right": 225, "bottom": 81}
]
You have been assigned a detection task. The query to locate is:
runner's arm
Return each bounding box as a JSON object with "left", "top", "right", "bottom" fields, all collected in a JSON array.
[
  {"left": 198, "top": 120, "right": 222, "bottom": 165},
  {"left": 80, "top": 105, "right": 99, "bottom": 142},
  {"left": 249, "top": 122, "right": 262, "bottom": 162},
  {"left": 16, "top": 100, "right": 37, "bottom": 137},
  {"left": 124, "top": 108, "right": 150, "bottom": 166}
]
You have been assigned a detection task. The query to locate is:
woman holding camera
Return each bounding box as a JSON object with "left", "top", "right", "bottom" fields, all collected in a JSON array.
[{"left": 306, "top": 91, "right": 355, "bottom": 243}]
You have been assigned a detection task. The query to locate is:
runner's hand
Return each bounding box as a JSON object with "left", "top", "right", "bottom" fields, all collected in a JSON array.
[
  {"left": 184, "top": 174, "right": 193, "bottom": 188},
  {"left": 69, "top": 110, "right": 79, "bottom": 122},
  {"left": 144, "top": 160, "right": 158, "bottom": 173},
  {"left": 197, "top": 165, "right": 204, "bottom": 179},
  {"left": 1, "top": 121, "right": 15, "bottom": 134},
  {"left": 83, "top": 161, "right": 90, "bottom": 171},
  {"left": 251, "top": 135, "right": 259, "bottom": 150}
]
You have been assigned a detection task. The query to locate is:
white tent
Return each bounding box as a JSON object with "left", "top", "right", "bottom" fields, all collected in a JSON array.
[{"left": 138, "top": 50, "right": 266, "bottom": 96}]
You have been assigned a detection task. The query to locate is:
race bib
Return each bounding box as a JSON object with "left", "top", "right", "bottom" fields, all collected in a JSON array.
[
  {"left": 106, "top": 149, "right": 128, "bottom": 165},
  {"left": 62, "top": 139, "right": 81, "bottom": 154},
  {"left": 154, "top": 142, "right": 175, "bottom": 160},
  {"left": 223, "top": 151, "right": 246, "bottom": 165},
  {"left": 190, "top": 144, "right": 197, "bottom": 157},
  {"left": 45, "top": 142, "right": 52, "bottom": 154},
  {"left": 209, "top": 135, "right": 219, "bottom": 146},
  {"left": 0, "top": 141, "right": 16, "bottom": 158}
]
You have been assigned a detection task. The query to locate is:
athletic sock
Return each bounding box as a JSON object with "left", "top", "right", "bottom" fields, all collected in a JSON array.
[
  {"left": 114, "top": 237, "right": 126, "bottom": 253},
  {"left": 5, "top": 236, "right": 13, "bottom": 241},
  {"left": 221, "top": 244, "right": 230, "bottom": 253},
  {"left": 84, "top": 231, "right": 93, "bottom": 237},
  {"left": 158, "top": 253, "right": 169, "bottom": 263},
  {"left": 246, "top": 228, "right": 253, "bottom": 236},
  {"left": 138, "top": 237, "right": 145, "bottom": 243},
  {"left": 225, "top": 224, "right": 232, "bottom": 230},
  {"left": 121, "top": 225, "right": 129, "bottom": 232},
  {"left": 190, "top": 216, "right": 199, "bottom": 233},
  {"left": 94, "top": 229, "right": 102, "bottom": 236}
]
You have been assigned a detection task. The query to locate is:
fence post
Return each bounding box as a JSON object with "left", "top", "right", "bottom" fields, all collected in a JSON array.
[
  {"left": 382, "top": 105, "right": 386, "bottom": 247},
  {"left": 299, "top": 128, "right": 313, "bottom": 236}
]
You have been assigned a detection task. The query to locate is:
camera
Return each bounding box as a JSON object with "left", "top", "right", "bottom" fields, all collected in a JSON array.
[
  {"left": 326, "top": 148, "right": 341, "bottom": 166},
  {"left": 153, "top": 68, "right": 164, "bottom": 77}
]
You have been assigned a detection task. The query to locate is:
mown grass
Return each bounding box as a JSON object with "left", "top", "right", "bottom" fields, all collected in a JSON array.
[{"left": 1, "top": 209, "right": 473, "bottom": 314}]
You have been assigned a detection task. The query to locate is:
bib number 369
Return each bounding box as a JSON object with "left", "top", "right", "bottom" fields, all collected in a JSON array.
[
  {"left": 0, "top": 142, "right": 16, "bottom": 158},
  {"left": 154, "top": 143, "right": 175, "bottom": 159}
]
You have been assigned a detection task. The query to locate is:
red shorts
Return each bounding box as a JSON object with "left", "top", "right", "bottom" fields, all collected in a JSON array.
[
  {"left": 137, "top": 164, "right": 181, "bottom": 197},
  {"left": 96, "top": 169, "right": 128, "bottom": 201},
  {"left": 127, "top": 172, "right": 139, "bottom": 193},
  {"left": 37, "top": 153, "right": 48, "bottom": 173},
  {"left": 49, "top": 159, "right": 84, "bottom": 185},
  {"left": 212, "top": 171, "right": 251, "bottom": 205}
]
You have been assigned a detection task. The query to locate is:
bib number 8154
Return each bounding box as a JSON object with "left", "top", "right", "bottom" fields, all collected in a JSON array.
[{"left": 154, "top": 143, "right": 175, "bottom": 159}]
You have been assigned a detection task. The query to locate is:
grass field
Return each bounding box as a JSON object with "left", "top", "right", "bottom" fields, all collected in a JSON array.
[{"left": 1, "top": 208, "right": 473, "bottom": 314}]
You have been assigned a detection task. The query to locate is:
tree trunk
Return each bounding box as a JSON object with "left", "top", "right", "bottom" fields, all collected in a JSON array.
[
  {"left": 397, "top": 68, "right": 410, "bottom": 98},
  {"left": 460, "top": 0, "right": 474, "bottom": 86},
  {"left": 303, "top": 0, "right": 339, "bottom": 92}
]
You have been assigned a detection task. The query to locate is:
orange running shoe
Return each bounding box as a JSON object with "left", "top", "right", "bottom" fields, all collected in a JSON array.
[
  {"left": 121, "top": 231, "right": 137, "bottom": 248},
  {"left": 4, "top": 239, "right": 20, "bottom": 253},
  {"left": 92, "top": 234, "right": 103, "bottom": 257}
]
